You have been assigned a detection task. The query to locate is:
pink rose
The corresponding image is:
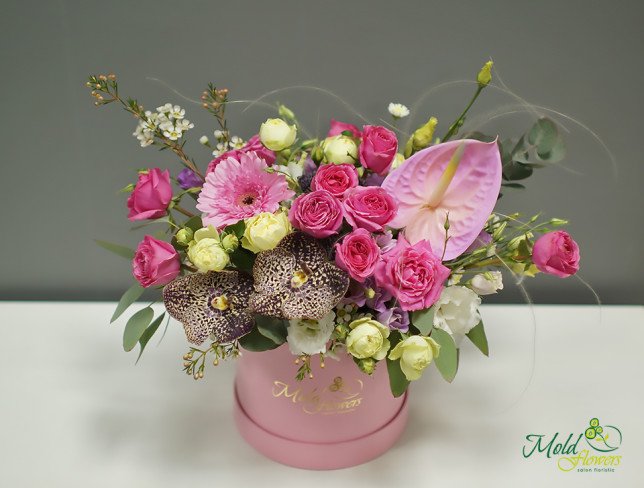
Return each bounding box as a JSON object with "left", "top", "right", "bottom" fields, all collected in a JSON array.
[
  {"left": 335, "top": 229, "right": 381, "bottom": 282},
  {"left": 374, "top": 236, "right": 450, "bottom": 311},
  {"left": 359, "top": 125, "right": 398, "bottom": 175},
  {"left": 132, "top": 236, "right": 180, "bottom": 288},
  {"left": 207, "top": 135, "right": 275, "bottom": 174},
  {"left": 343, "top": 186, "right": 397, "bottom": 232},
  {"left": 127, "top": 168, "right": 172, "bottom": 221},
  {"left": 328, "top": 119, "right": 361, "bottom": 138},
  {"left": 532, "top": 231, "right": 580, "bottom": 278},
  {"left": 311, "top": 163, "right": 359, "bottom": 198},
  {"left": 289, "top": 190, "right": 343, "bottom": 238}
]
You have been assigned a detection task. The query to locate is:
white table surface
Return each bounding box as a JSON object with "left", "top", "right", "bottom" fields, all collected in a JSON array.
[{"left": 0, "top": 303, "right": 642, "bottom": 487}]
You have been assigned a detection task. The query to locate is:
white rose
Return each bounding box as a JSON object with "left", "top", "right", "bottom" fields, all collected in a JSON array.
[
  {"left": 241, "top": 211, "right": 291, "bottom": 253},
  {"left": 433, "top": 286, "right": 481, "bottom": 344},
  {"left": 259, "top": 118, "right": 297, "bottom": 151},
  {"left": 469, "top": 271, "right": 503, "bottom": 295},
  {"left": 322, "top": 135, "right": 358, "bottom": 164},
  {"left": 286, "top": 311, "right": 336, "bottom": 355}
]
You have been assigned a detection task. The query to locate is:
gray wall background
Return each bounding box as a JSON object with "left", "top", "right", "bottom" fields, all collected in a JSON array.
[{"left": 0, "top": 0, "right": 642, "bottom": 304}]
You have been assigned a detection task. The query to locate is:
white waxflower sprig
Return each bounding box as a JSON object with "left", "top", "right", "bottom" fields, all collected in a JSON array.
[
  {"left": 388, "top": 102, "right": 410, "bottom": 119},
  {"left": 132, "top": 103, "right": 194, "bottom": 146}
]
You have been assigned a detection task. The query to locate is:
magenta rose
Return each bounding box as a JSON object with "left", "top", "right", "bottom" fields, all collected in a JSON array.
[
  {"left": 327, "top": 119, "right": 361, "bottom": 138},
  {"left": 311, "top": 163, "right": 359, "bottom": 198},
  {"left": 374, "top": 236, "right": 450, "bottom": 311},
  {"left": 132, "top": 235, "right": 181, "bottom": 288},
  {"left": 343, "top": 186, "right": 397, "bottom": 232},
  {"left": 127, "top": 168, "right": 172, "bottom": 221},
  {"left": 335, "top": 229, "right": 381, "bottom": 282},
  {"left": 289, "top": 190, "right": 343, "bottom": 238},
  {"left": 207, "top": 135, "right": 275, "bottom": 174},
  {"left": 359, "top": 125, "right": 398, "bottom": 175},
  {"left": 532, "top": 231, "right": 580, "bottom": 278}
]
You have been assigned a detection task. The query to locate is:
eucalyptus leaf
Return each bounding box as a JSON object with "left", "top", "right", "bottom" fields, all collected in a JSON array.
[
  {"left": 111, "top": 283, "right": 144, "bottom": 323},
  {"left": 238, "top": 327, "right": 281, "bottom": 352},
  {"left": 501, "top": 182, "right": 526, "bottom": 189},
  {"left": 386, "top": 358, "right": 410, "bottom": 398},
  {"left": 136, "top": 313, "right": 165, "bottom": 363},
  {"left": 466, "top": 320, "right": 489, "bottom": 356},
  {"left": 410, "top": 307, "right": 435, "bottom": 336},
  {"left": 95, "top": 240, "right": 135, "bottom": 259},
  {"left": 256, "top": 316, "right": 288, "bottom": 344},
  {"left": 528, "top": 118, "right": 558, "bottom": 154},
  {"left": 431, "top": 328, "right": 458, "bottom": 382},
  {"left": 123, "top": 307, "right": 154, "bottom": 352},
  {"left": 536, "top": 134, "right": 566, "bottom": 163}
]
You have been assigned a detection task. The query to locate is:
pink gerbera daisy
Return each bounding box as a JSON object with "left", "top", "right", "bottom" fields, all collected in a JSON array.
[{"left": 197, "top": 151, "right": 294, "bottom": 228}]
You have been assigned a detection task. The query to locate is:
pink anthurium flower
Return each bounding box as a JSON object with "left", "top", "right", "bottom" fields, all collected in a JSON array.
[{"left": 381, "top": 139, "right": 502, "bottom": 260}]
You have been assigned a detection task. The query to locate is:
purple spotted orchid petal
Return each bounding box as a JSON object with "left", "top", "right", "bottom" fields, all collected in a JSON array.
[{"left": 381, "top": 139, "right": 501, "bottom": 260}]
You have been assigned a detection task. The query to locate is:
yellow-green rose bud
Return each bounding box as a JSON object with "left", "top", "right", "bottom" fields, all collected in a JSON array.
[
  {"left": 221, "top": 234, "right": 239, "bottom": 252},
  {"left": 358, "top": 358, "right": 376, "bottom": 375},
  {"left": 187, "top": 226, "right": 229, "bottom": 272},
  {"left": 477, "top": 60, "right": 493, "bottom": 87},
  {"left": 242, "top": 211, "right": 291, "bottom": 253},
  {"left": 390, "top": 153, "right": 405, "bottom": 171},
  {"left": 278, "top": 104, "right": 296, "bottom": 121},
  {"left": 322, "top": 135, "right": 358, "bottom": 164},
  {"left": 346, "top": 317, "right": 390, "bottom": 360},
  {"left": 259, "top": 118, "right": 297, "bottom": 151},
  {"left": 175, "top": 227, "right": 194, "bottom": 246},
  {"left": 388, "top": 336, "right": 440, "bottom": 381}
]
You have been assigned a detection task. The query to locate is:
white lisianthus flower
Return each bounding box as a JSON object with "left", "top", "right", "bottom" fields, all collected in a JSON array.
[
  {"left": 388, "top": 102, "right": 410, "bottom": 119},
  {"left": 433, "top": 286, "right": 482, "bottom": 344},
  {"left": 287, "top": 311, "right": 336, "bottom": 355},
  {"left": 469, "top": 271, "right": 503, "bottom": 295}
]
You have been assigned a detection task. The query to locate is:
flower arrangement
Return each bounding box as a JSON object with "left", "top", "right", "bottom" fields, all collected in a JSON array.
[{"left": 87, "top": 62, "right": 580, "bottom": 397}]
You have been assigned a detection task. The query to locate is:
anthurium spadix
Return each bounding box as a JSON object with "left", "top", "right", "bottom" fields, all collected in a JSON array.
[{"left": 381, "top": 139, "right": 502, "bottom": 260}]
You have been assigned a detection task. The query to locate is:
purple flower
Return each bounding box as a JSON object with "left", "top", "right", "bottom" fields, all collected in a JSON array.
[
  {"left": 377, "top": 306, "right": 410, "bottom": 332},
  {"left": 375, "top": 230, "right": 397, "bottom": 253},
  {"left": 341, "top": 278, "right": 392, "bottom": 312},
  {"left": 362, "top": 172, "right": 385, "bottom": 187},
  {"left": 177, "top": 168, "right": 203, "bottom": 190}
]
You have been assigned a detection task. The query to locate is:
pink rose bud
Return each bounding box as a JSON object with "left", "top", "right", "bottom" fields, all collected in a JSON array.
[
  {"left": 374, "top": 236, "right": 450, "bottom": 311},
  {"left": 342, "top": 186, "right": 397, "bottom": 232},
  {"left": 127, "top": 168, "right": 173, "bottom": 221},
  {"left": 359, "top": 125, "right": 398, "bottom": 175},
  {"left": 288, "top": 190, "right": 344, "bottom": 238},
  {"left": 207, "top": 135, "right": 275, "bottom": 174},
  {"left": 132, "top": 235, "right": 181, "bottom": 287},
  {"left": 311, "top": 163, "right": 359, "bottom": 198},
  {"left": 532, "top": 230, "right": 580, "bottom": 278},
  {"left": 327, "top": 119, "right": 361, "bottom": 139},
  {"left": 335, "top": 229, "right": 381, "bottom": 282}
]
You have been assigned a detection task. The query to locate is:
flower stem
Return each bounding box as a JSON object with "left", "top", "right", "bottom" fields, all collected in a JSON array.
[
  {"left": 441, "top": 85, "right": 484, "bottom": 142},
  {"left": 173, "top": 205, "right": 195, "bottom": 218}
]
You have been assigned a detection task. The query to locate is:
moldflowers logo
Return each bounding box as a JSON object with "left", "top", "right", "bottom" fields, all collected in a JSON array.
[{"left": 523, "top": 418, "right": 623, "bottom": 473}]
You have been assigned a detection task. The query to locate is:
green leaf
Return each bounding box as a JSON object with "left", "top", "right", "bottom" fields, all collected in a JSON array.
[
  {"left": 230, "top": 248, "right": 256, "bottom": 272},
  {"left": 136, "top": 313, "right": 165, "bottom": 363},
  {"left": 386, "top": 357, "right": 410, "bottom": 398},
  {"left": 431, "top": 328, "right": 458, "bottom": 382},
  {"left": 410, "top": 306, "right": 435, "bottom": 336},
  {"left": 256, "top": 315, "right": 288, "bottom": 344},
  {"left": 123, "top": 307, "right": 154, "bottom": 352},
  {"left": 111, "top": 283, "right": 144, "bottom": 323},
  {"left": 501, "top": 182, "right": 526, "bottom": 189},
  {"left": 238, "top": 327, "right": 281, "bottom": 352},
  {"left": 95, "top": 240, "right": 135, "bottom": 259},
  {"left": 466, "top": 320, "right": 489, "bottom": 356},
  {"left": 182, "top": 215, "right": 204, "bottom": 232},
  {"left": 224, "top": 220, "right": 246, "bottom": 239},
  {"left": 528, "top": 117, "right": 558, "bottom": 154},
  {"left": 536, "top": 134, "right": 566, "bottom": 163}
]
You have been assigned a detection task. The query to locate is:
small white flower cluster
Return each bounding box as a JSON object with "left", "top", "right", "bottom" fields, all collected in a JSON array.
[
  {"left": 132, "top": 103, "right": 194, "bottom": 147},
  {"left": 388, "top": 102, "right": 410, "bottom": 119},
  {"left": 211, "top": 131, "right": 245, "bottom": 157}
]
